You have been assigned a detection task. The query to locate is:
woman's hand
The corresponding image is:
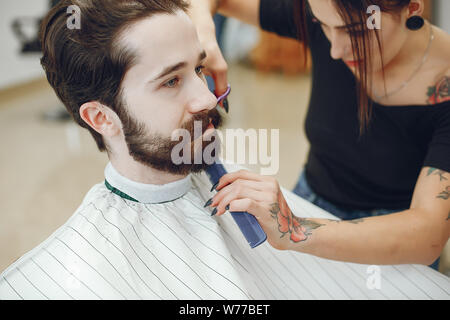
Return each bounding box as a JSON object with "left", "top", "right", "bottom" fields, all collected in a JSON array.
[
  {"left": 207, "top": 170, "right": 324, "bottom": 250},
  {"left": 207, "top": 168, "right": 450, "bottom": 265},
  {"left": 187, "top": 0, "right": 229, "bottom": 96}
]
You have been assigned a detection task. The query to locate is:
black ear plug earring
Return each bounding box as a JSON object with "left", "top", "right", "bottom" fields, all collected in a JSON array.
[{"left": 406, "top": 15, "right": 424, "bottom": 30}]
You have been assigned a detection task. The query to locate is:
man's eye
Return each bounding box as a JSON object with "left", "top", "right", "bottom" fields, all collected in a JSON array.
[{"left": 164, "top": 77, "right": 179, "bottom": 88}]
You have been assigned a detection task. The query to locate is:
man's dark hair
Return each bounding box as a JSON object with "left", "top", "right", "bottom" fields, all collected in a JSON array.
[{"left": 40, "top": 0, "right": 189, "bottom": 151}]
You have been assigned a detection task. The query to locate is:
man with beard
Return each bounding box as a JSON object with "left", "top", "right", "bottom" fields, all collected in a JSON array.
[
  {"left": 0, "top": 0, "right": 287, "bottom": 300},
  {"left": 2, "top": 0, "right": 449, "bottom": 300},
  {"left": 0, "top": 0, "right": 239, "bottom": 300}
]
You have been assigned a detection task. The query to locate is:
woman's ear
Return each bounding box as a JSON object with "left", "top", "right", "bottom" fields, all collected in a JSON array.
[
  {"left": 407, "top": 0, "right": 424, "bottom": 17},
  {"left": 79, "top": 102, "right": 121, "bottom": 138}
]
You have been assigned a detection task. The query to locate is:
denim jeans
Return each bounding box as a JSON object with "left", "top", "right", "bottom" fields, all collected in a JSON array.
[{"left": 293, "top": 170, "right": 440, "bottom": 271}]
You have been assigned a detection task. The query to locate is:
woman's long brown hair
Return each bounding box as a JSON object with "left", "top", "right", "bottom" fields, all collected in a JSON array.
[{"left": 294, "top": 0, "right": 411, "bottom": 135}]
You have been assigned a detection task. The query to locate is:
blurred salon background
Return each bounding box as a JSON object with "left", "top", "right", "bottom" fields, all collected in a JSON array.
[{"left": 0, "top": 0, "right": 449, "bottom": 275}]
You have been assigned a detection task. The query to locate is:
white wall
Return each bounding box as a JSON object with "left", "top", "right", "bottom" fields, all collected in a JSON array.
[
  {"left": 0, "top": 0, "right": 48, "bottom": 90},
  {"left": 434, "top": 0, "right": 450, "bottom": 33}
]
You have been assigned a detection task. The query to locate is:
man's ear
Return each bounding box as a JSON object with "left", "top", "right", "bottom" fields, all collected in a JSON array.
[
  {"left": 407, "top": 0, "right": 424, "bottom": 17},
  {"left": 79, "top": 102, "right": 121, "bottom": 138}
]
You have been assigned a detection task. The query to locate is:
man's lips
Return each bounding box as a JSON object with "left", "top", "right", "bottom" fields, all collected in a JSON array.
[
  {"left": 192, "top": 118, "right": 215, "bottom": 143},
  {"left": 204, "top": 119, "right": 215, "bottom": 138},
  {"left": 207, "top": 118, "right": 214, "bottom": 130},
  {"left": 197, "top": 118, "right": 215, "bottom": 138}
]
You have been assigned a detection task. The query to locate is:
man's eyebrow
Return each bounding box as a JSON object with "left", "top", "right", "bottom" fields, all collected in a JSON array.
[{"left": 151, "top": 50, "right": 207, "bottom": 82}]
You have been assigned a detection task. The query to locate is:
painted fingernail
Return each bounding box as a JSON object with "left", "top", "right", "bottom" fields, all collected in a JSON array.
[
  {"left": 211, "top": 208, "right": 218, "bottom": 216},
  {"left": 225, "top": 205, "right": 230, "bottom": 211},
  {"left": 210, "top": 181, "right": 219, "bottom": 192},
  {"left": 204, "top": 198, "right": 213, "bottom": 208},
  {"left": 223, "top": 98, "right": 229, "bottom": 113}
]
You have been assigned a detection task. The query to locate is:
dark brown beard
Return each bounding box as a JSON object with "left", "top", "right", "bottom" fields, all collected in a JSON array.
[{"left": 120, "top": 107, "right": 223, "bottom": 175}]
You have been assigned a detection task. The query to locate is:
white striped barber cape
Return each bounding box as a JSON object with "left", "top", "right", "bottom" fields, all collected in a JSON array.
[{"left": 1, "top": 162, "right": 449, "bottom": 300}]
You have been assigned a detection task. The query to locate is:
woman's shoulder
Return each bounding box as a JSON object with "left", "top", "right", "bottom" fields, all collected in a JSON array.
[
  {"left": 426, "top": 69, "right": 449, "bottom": 105},
  {"left": 400, "top": 27, "right": 450, "bottom": 107},
  {"left": 426, "top": 27, "right": 450, "bottom": 105}
]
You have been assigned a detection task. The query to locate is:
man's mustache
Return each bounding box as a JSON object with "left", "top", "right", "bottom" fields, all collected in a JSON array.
[{"left": 179, "top": 108, "right": 223, "bottom": 140}]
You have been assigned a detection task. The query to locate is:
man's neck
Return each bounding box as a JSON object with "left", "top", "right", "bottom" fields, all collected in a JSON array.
[{"left": 109, "top": 157, "right": 188, "bottom": 186}]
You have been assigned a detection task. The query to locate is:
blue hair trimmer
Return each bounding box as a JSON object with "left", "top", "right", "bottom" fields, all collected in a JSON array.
[{"left": 205, "top": 161, "right": 267, "bottom": 248}]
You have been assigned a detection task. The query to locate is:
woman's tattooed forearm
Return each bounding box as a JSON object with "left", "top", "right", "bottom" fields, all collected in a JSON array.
[
  {"left": 426, "top": 168, "right": 450, "bottom": 200},
  {"left": 269, "top": 203, "right": 324, "bottom": 243},
  {"left": 438, "top": 187, "right": 450, "bottom": 200},
  {"left": 427, "top": 168, "right": 448, "bottom": 181},
  {"left": 327, "top": 218, "right": 366, "bottom": 224}
]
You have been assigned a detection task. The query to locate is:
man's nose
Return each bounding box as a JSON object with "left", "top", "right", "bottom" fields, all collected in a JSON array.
[{"left": 186, "top": 77, "right": 218, "bottom": 114}]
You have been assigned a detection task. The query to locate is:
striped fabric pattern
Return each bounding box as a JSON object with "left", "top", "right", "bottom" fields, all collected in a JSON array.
[{"left": 1, "top": 166, "right": 449, "bottom": 300}]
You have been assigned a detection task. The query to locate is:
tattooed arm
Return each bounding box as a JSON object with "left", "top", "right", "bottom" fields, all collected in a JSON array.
[{"left": 208, "top": 168, "right": 450, "bottom": 266}]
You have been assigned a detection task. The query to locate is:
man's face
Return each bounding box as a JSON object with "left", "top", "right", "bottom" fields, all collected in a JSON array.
[{"left": 116, "top": 10, "right": 222, "bottom": 175}]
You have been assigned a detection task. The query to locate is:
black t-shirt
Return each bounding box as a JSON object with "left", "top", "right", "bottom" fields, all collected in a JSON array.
[{"left": 259, "top": 0, "right": 450, "bottom": 210}]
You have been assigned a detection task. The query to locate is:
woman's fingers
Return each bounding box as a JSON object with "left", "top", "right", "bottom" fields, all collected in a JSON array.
[
  {"left": 187, "top": 1, "right": 228, "bottom": 97},
  {"left": 216, "top": 178, "right": 274, "bottom": 196},
  {"left": 205, "top": 170, "right": 299, "bottom": 251},
  {"left": 226, "top": 198, "right": 258, "bottom": 217},
  {"left": 207, "top": 170, "right": 280, "bottom": 216},
  {"left": 208, "top": 177, "right": 278, "bottom": 216},
  {"left": 210, "top": 53, "right": 229, "bottom": 98},
  {"left": 216, "top": 170, "right": 272, "bottom": 191},
  {"left": 200, "top": 36, "right": 228, "bottom": 97},
  {"left": 214, "top": 188, "right": 272, "bottom": 216}
]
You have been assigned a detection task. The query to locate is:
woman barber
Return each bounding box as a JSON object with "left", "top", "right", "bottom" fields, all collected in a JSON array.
[{"left": 190, "top": 0, "right": 450, "bottom": 269}]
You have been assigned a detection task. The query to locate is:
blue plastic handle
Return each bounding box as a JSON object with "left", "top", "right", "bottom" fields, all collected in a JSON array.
[{"left": 205, "top": 162, "right": 267, "bottom": 248}]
